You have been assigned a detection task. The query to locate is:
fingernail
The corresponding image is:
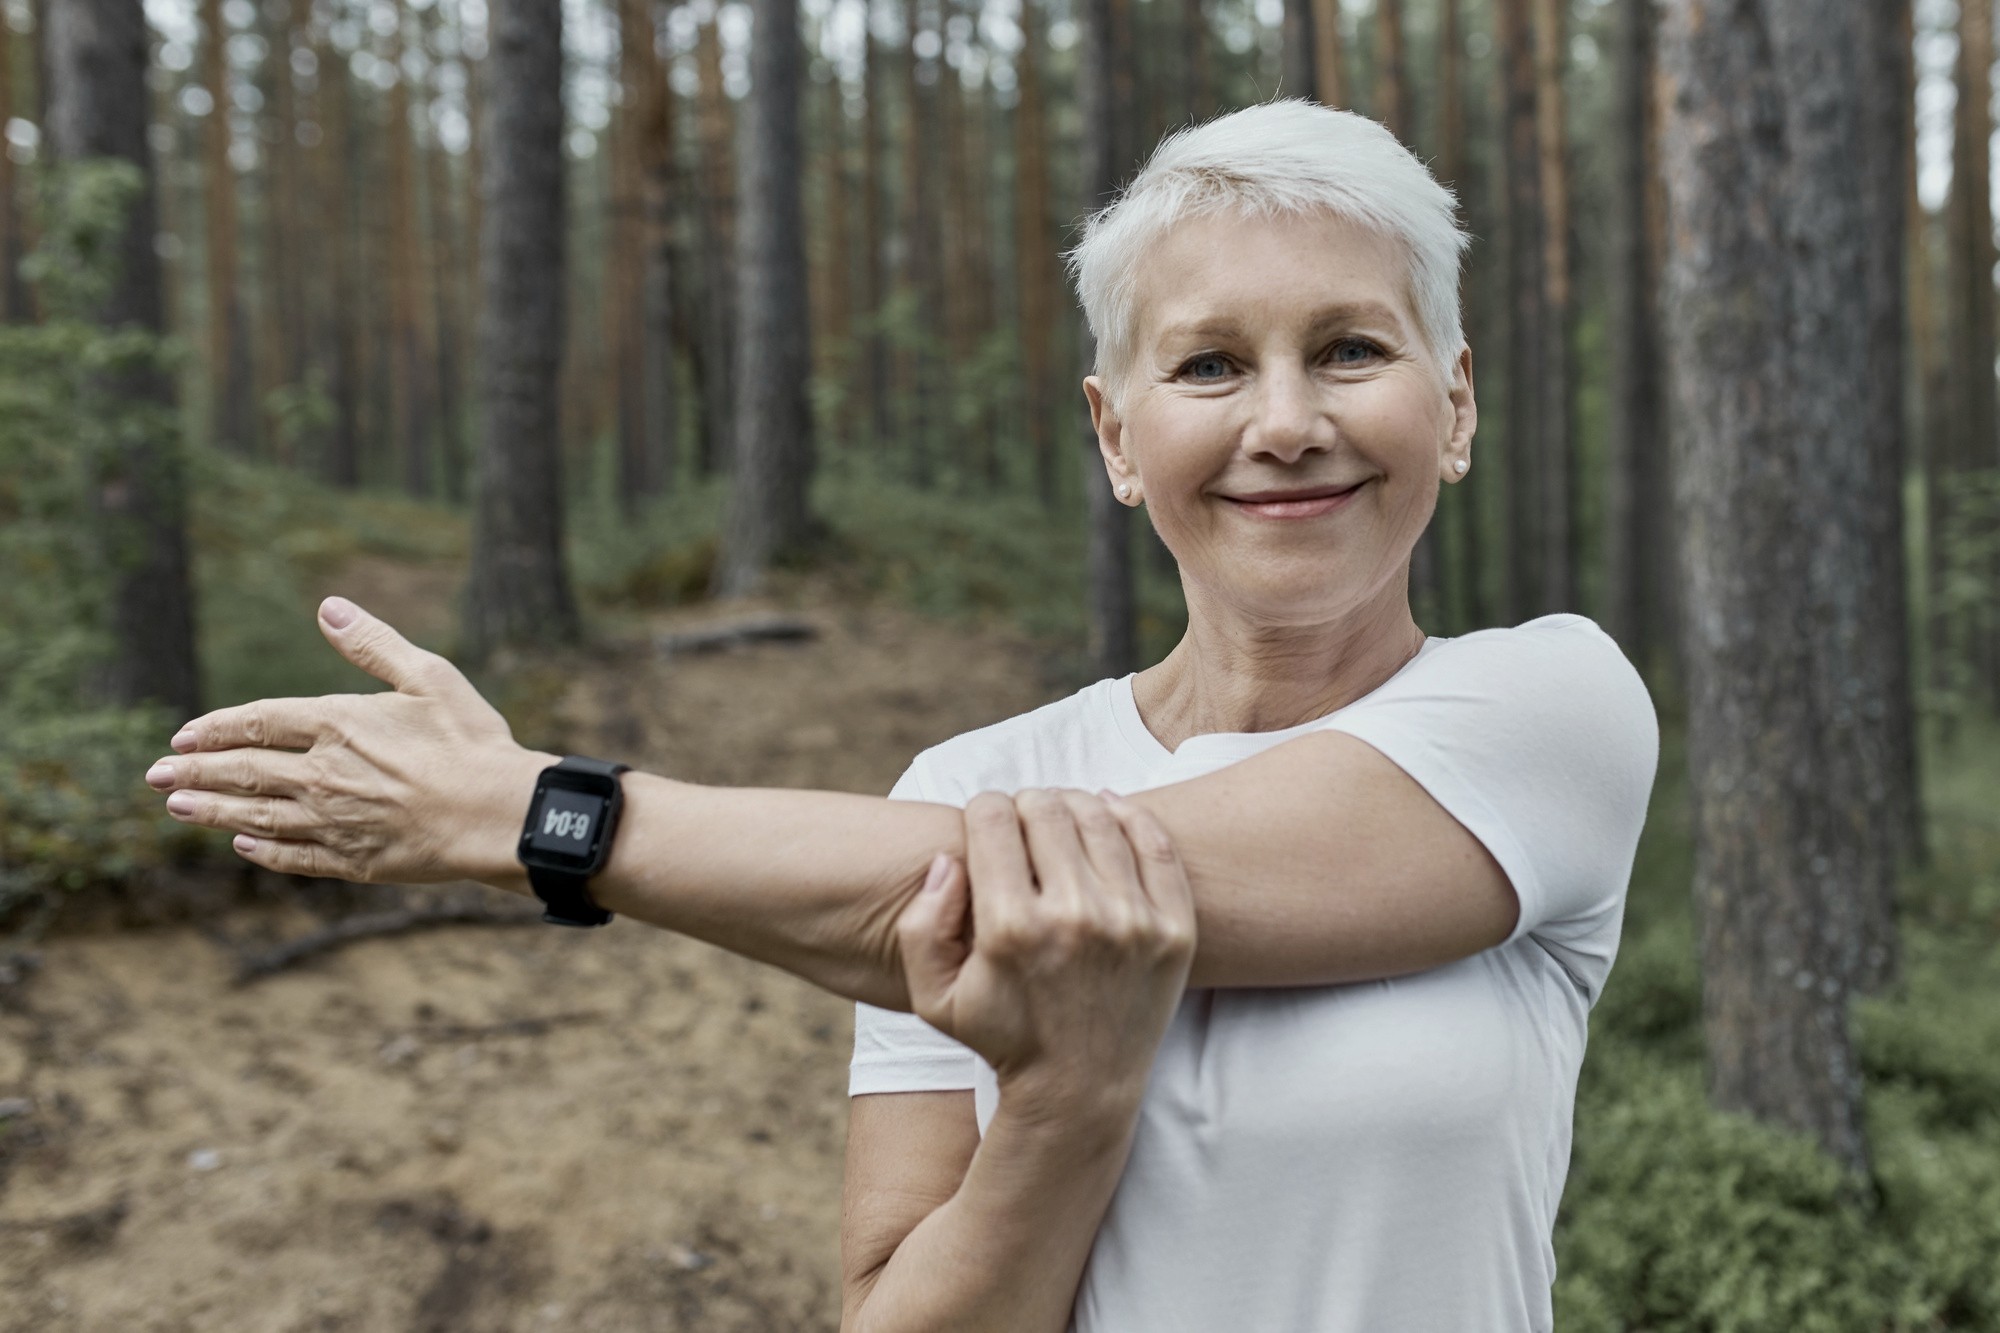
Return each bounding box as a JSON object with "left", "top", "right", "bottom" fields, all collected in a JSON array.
[
  {"left": 145, "top": 761, "right": 175, "bottom": 788},
  {"left": 166, "top": 790, "right": 195, "bottom": 815},
  {"left": 233, "top": 835, "right": 258, "bottom": 855},
  {"left": 922, "top": 853, "right": 950, "bottom": 894},
  {"left": 170, "top": 728, "right": 198, "bottom": 752},
  {"left": 320, "top": 596, "right": 357, "bottom": 629}
]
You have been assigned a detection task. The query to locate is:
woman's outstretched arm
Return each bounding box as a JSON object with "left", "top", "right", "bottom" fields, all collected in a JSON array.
[{"left": 148, "top": 599, "right": 1521, "bottom": 1008}]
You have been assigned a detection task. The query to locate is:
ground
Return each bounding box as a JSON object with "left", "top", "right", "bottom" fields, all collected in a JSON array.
[{"left": 0, "top": 557, "right": 1066, "bottom": 1332}]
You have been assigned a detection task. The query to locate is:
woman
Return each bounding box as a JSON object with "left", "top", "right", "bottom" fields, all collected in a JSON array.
[{"left": 144, "top": 100, "right": 1656, "bottom": 1331}]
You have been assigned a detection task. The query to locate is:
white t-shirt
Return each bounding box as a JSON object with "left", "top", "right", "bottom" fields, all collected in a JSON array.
[{"left": 850, "top": 613, "right": 1659, "bottom": 1333}]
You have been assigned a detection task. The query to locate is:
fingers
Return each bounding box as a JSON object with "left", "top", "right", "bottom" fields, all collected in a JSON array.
[
  {"left": 147, "top": 747, "right": 317, "bottom": 798},
  {"left": 316, "top": 596, "right": 460, "bottom": 696},
  {"left": 1104, "top": 793, "right": 1196, "bottom": 934},
  {"left": 963, "top": 791, "right": 1037, "bottom": 937},
  {"left": 162, "top": 789, "right": 324, "bottom": 842},
  {"left": 1060, "top": 789, "right": 1142, "bottom": 901},
  {"left": 1013, "top": 788, "right": 1091, "bottom": 910},
  {"left": 170, "top": 697, "right": 333, "bottom": 755},
  {"left": 895, "top": 854, "right": 970, "bottom": 1024},
  {"left": 228, "top": 834, "right": 356, "bottom": 882}
]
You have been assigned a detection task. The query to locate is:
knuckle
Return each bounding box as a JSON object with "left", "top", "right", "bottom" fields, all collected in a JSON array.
[
  {"left": 966, "top": 793, "right": 1015, "bottom": 827},
  {"left": 251, "top": 796, "right": 282, "bottom": 837},
  {"left": 241, "top": 703, "right": 267, "bottom": 748},
  {"left": 1016, "top": 789, "right": 1066, "bottom": 822}
]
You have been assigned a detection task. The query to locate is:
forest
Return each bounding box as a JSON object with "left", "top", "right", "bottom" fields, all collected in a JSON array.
[{"left": 1, "top": 0, "right": 1999, "bottom": 1326}]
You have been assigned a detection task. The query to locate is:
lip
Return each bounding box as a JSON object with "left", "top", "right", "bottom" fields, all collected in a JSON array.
[{"left": 1219, "top": 480, "right": 1368, "bottom": 519}]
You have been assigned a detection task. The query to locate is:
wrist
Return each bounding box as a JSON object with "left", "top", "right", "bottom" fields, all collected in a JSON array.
[
  {"left": 996, "top": 1067, "right": 1147, "bottom": 1145},
  {"left": 467, "top": 746, "right": 562, "bottom": 895}
]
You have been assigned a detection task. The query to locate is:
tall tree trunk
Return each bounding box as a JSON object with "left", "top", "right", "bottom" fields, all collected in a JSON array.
[
  {"left": 1080, "top": 0, "right": 1136, "bottom": 676},
  {"left": 1183, "top": 0, "right": 1212, "bottom": 122},
  {"left": 633, "top": 0, "right": 681, "bottom": 496},
  {"left": 609, "top": 0, "right": 651, "bottom": 517},
  {"left": 47, "top": 0, "right": 201, "bottom": 718},
  {"left": 1437, "top": 0, "right": 1484, "bottom": 632},
  {"left": 819, "top": 69, "right": 854, "bottom": 445},
  {"left": 1016, "top": 0, "right": 1059, "bottom": 507},
  {"left": 255, "top": 0, "right": 308, "bottom": 453},
  {"left": 692, "top": 14, "right": 737, "bottom": 477},
  {"left": 1846, "top": 0, "right": 1920, "bottom": 990},
  {"left": 319, "top": 40, "right": 362, "bottom": 489},
  {"left": 424, "top": 1, "right": 467, "bottom": 504},
  {"left": 462, "top": 0, "right": 578, "bottom": 661},
  {"left": 385, "top": 1, "right": 433, "bottom": 498},
  {"left": 198, "top": 0, "right": 255, "bottom": 454},
  {"left": 900, "top": 0, "right": 939, "bottom": 488},
  {"left": 860, "top": 1, "right": 892, "bottom": 451},
  {"left": 1493, "top": 0, "right": 1544, "bottom": 624},
  {"left": 1309, "top": 0, "right": 1342, "bottom": 107},
  {"left": 715, "top": 0, "right": 814, "bottom": 594},
  {"left": 1604, "top": 0, "right": 1669, "bottom": 676},
  {"left": 0, "top": 12, "right": 30, "bottom": 321},
  {"left": 1374, "top": 0, "right": 1408, "bottom": 141},
  {"left": 1282, "top": 0, "right": 1315, "bottom": 103},
  {"left": 1530, "top": 0, "right": 1572, "bottom": 613},
  {"left": 1658, "top": 0, "right": 1886, "bottom": 1178}
]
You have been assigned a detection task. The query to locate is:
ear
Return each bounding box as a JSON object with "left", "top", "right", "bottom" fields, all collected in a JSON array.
[
  {"left": 1083, "top": 376, "right": 1137, "bottom": 501},
  {"left": 1440, "top": 345, "right": 1477, "bottom": 481}
]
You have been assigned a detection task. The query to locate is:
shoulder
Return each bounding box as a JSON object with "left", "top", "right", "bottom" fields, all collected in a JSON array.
[
  {"left": 903, "top": 678, "right": 1124, "bottom": 806},
  {"left": 1408, "top": 614, "right": 1657, "bottom": 741}
]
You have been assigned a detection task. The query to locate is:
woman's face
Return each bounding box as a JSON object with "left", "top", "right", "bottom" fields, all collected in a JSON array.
[{"left": 1086, "top": 209, "right": 1475, "bottom": 628}]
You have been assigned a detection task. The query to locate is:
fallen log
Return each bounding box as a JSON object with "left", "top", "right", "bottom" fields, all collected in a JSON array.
[{"left": 232, "top": 901, "right": 544, "bottom": 985}]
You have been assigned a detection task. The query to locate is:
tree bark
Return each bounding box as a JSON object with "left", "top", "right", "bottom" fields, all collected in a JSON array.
[
  {"left": 1658, "top": 0, "right": 1888, "bottom": 1177},
  {"left": 1308, "top": 0, "right": 1342, "bottom": 108},
  {"left": 318, "top": 39, "right": 362, "bottom": 489},
  {"left": 1282, "top": 0, "right": 1315, "bottom": 104},
  {"left": 899, "top": 0, "right": 939, "bottom": 488},
  {"left": 692, "top": 14, "right": 738, "bottom": 477},
  {"left": 1016, "top": 0, "right": 1059, "bottom": 507},
  {"left": 1374, "top": 0, "right": 1408, "bottom": 141},
  {"left": 608, "top": 0, "right": 652, "bottom": 517},
  {"left": 1604, "top": 0, "right": 1670, "bottom": 677},
  {"left": 860, "top": 0, "right": 892, "bottom": 452},
  {"left": 1530, "top": 0, "right": 1572, "bottom": 614},
  {"left": 0, "top": 12, "right": 30, "bottom": 321},
  {"left": 632, "top": 0, "right": 680, "bottom": 497},
  {"left": 47, "top": 0, "right": 201, "bottom": 719},
  {"left": 1184, "top": 0, "right": 1213, "bottom": 122},
  {"left": 1492, "top": 0, "right": 1544, "bottom": 624},
  {"left": 714, "top": 0, "right": 815, "bottom": 595},
  {"left": 385, "top": 0, "right": 433, "bottom": 498},
  {"left": 423, "top": 1, "right": 467, "bottom": 505},
  {"left": 1080, "top": 0, "right": 1136, "bottom": 677},
  {"left": 198, "top": 0, "right": 255, "bottom": 455},
  {"left": 461, "top": 0, "right": 578, "bottom": 662}
]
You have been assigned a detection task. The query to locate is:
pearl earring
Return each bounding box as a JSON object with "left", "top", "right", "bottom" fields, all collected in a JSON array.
[
  {"left": 1453, "top": 460, "right": 1468, "bottom": 474},
  {"left": 1116, "top": 483, "right": 1131, "bottom": 498}
]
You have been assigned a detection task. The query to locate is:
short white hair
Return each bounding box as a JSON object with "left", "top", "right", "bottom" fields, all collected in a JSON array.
[{"left": 1066, "top": 99, "right": 1471, "bottom": 403}]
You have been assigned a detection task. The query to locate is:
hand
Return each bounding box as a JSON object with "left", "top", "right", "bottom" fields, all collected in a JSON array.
[
  {"left": 141, "top": 596, "right": 554, "bottom": 888},
  {"left": 895, "top": 789, "right": 1197, "bottom": 1122}
]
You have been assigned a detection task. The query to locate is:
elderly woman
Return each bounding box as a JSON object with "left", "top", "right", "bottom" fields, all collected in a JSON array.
[{"left": 145, "top": 100, "right": 1656, "bottom": 1331}]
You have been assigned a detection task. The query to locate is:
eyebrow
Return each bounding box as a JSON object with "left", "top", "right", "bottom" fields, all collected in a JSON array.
[{"left": 1152, "top": 301, "right": 1409, "bottom": 347}]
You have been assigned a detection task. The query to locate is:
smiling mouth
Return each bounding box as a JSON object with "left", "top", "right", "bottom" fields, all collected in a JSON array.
[{"left": 1219, "top": 480, "right": 1368, "bottom": 519}]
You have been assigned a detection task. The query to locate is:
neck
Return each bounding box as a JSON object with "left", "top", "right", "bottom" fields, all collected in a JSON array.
[{"left": 1132, "top": 577, "right": 1426, "bottom": 753}]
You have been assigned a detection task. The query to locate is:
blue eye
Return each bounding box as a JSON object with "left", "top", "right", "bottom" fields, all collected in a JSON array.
[
  {"left": 1183, "top": 354, "right": 1231, "bottom": 381},
  {"left": 1329, "top": 339, "right": 1380, "bottom": 365}
]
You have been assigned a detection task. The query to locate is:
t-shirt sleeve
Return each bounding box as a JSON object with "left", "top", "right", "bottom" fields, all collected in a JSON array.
[
  {"left": 849, "top": 754, "right": 981, "bottom": 1098},
  {"left": 1314, "top": 616, "right": 1660, "bottom": 1002}
]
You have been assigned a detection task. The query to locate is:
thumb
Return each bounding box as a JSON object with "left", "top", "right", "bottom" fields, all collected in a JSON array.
[
  {"left": 896, "top": 854, "right": 970, "bottom": 1023},
  {"left": 318, "top": 596, "right": 449, "bottom": 694}
]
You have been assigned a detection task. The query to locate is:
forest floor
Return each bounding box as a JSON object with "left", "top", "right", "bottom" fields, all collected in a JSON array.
[{"left": 0, "top": 551, "right": 1068, "bottom": 1332}]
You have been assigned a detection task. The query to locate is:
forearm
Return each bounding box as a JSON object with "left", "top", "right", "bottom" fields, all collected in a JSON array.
[
  {"left": 482, "top": 761, "right": 963, "bottom": 1010},
  {"left": 847, "top": 1092, "right": 1139, "bottom": 1333}
]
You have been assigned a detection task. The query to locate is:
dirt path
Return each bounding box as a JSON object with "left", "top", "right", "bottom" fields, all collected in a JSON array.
[{"left": 0, "top": 567, "right": 1066, "bottom": 1332}]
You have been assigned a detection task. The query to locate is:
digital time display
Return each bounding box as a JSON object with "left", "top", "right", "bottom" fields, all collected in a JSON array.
[{"left": 527, "top": 787, "right": 606, "bottom": 855}]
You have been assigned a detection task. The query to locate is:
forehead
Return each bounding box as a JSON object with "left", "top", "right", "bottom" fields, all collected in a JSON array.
[{"left": 1132, "top": 209, "right": 1417, "bottom": 347}]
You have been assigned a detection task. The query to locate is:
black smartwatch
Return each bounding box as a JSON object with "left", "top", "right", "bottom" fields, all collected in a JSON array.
[{"left": 516, "top": 755, "right": 630, "bottom": 927}]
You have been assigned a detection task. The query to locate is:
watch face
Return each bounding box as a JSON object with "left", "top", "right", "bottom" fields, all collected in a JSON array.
[{"left": 526, "top": 787, "right": 610, "bottom": 859}]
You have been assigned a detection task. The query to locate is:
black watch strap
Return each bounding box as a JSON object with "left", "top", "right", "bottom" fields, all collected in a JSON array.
[{"left": 528, "top": 756, "right": 629, "bottom": 928}]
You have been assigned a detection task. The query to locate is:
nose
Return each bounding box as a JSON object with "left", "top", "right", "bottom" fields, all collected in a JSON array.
[{"left": 1242, "top": 358, "right": 1334, "bottom": 465}]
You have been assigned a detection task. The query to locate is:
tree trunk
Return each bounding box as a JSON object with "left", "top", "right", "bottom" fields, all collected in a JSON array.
[
  {"left": 1604, "top": 0, "right": 1670, "bottom": 677},
  {"left": 900, "top": 0, "right": 939, "bottom": 488},
  {"left": 1080, "top": 0, "right": 1136, "bottom": 677},
  {"left": 1282, "top": 0, "right": 1314, "bottom": 104},
  {"left": 1493, "top": 0, "right": 1543, "bottom": 625},
  {"left": 633, "top": 0, "right": 681, "bottom": 496},
  {"left": 0, "top": 12, "right": 30, "bottom": 321},
  {"left": 1658, "top": 0, "right": 1887, "bottom": 1178},
  {"left": 1184, "top": 0, "right": 1213, "bottom": 122},
  {"left": 819, "top": 69, "right": 854, "bottom": 446},
  {"left": 198, "top": 0, "right": 255, "bottom": 455},
  {"left": 860, "top": 2, "right": 892, "bottom": 452},
  {"left": 385, "top": 1, "right": 433, "bottom": 498},
  {"left": 47, "top": 0, "right": 201, "bottom": 719},
  {"left": 692, "top": 14, "right": 738, "bottom": 477},
  {"left": 714, "top": 0, "right": 815, "bottom": 595},
  {"left": 1016, "top": 0, "right": 1059, "bottom": 507},
  {"left": 1309, "top": 0, "right": 1342, "bottom": 108},
  {"left": 424, "top": 1, "right": 467, "bottom": 505},
  {"left": 609, "top": 0, "right": 652, "bottom": 517},
  {"left": 1530, "top": 0, "right": 1572, "bottom": 614},
  {"left": 462, "top": 0, "right": 578, "bottom": 662},
  {"left": 1374, "top": 0, "right": 1408, "bottom": 141},
  {"left": 318, "top": 40, "right": 362, "bottom": 489}
]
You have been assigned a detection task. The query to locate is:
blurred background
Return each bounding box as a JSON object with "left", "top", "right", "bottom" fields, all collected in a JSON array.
[{"left": 1, "top": 0, "right": 1997, "bottom": 1327}]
